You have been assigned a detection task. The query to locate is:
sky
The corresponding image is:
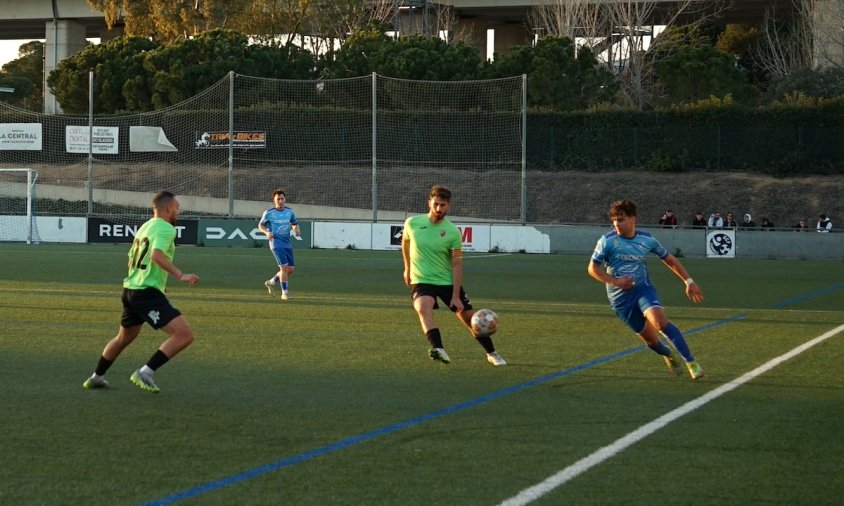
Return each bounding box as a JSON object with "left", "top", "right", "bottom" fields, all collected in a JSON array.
[{"left": 0, "top": 39, "right": 36, "bottom": 69}]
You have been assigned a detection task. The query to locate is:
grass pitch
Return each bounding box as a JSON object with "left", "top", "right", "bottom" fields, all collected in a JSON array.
[{"left": 1, "top": 244, "right": 843, "bottom": 505}]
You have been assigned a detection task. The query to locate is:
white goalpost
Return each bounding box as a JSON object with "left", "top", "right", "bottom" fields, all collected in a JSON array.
[{"left": 0, "top": 168, "right": 39, "bottom": 244}]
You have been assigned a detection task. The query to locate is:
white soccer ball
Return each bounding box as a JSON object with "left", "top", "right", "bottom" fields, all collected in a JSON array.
[{"left": 471, "top": 309, "right": 499, "bottom": 337}]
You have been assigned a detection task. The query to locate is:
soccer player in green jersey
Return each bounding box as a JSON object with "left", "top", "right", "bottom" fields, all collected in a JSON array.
[
  {"left": 82, "top": 191, "right": 199, "bottom": 393},
  {"left": 402, "top": 185, "right": 506, "bottom": 366}
]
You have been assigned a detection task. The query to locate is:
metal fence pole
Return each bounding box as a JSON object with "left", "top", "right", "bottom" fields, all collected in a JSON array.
[
  {"left": 372, "top": 72, "right": 378, "bottom": 223},
  {"left": 521, "top": 74, "right": 527, "bottom": 224},
  {"left": 87, "top": 70, "right": 94, "bottom": 215},
  {"left": 228, "top": 71, "right": 234, "bottom": 217}
]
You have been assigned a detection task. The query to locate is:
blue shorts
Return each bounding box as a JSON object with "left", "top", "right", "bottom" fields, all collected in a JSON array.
[
  {"left": 271, "top": 246, "right": 295, "bottom": 267},
  {"left": 611, "top": 285, "right": 663, "bottom": 334}
]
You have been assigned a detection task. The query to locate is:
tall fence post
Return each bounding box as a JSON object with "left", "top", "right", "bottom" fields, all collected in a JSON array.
[
  {"left": 228, "top": 71, "right": 235, "bottom": 217},
  {"left": 229, "top": 70, "right": 234, "bottom": 218},
  {"left": 520, "top": 74, "right": 527, "bottom": 224},
  {"left": 87, "top": 70, "right": 94, "bottom": 215},
  {"left": 372, "top": 72, "right": 378, "bottom": 223}
]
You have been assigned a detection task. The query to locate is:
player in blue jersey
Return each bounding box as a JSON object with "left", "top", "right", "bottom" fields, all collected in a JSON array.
[
  {"left": 259, "top": 189, "right": 300, "bottom": 300},
  {"left": 588, "top": 199, "right": 705, "bottom": 380}
]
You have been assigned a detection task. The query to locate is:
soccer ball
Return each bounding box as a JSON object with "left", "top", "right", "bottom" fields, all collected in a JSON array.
[{"left": 471, "top": 309, "right": 499, "bottom": 337}]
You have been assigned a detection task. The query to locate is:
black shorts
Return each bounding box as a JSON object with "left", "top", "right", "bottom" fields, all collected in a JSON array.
[
  {"left": 121, "top": 287, "right": 182, "bottom": 330},
  {"left": 410, "top": 284, "right": 473, "bottom": 312}
]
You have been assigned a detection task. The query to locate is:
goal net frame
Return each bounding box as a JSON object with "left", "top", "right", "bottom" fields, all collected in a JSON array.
[{"left": 0, "top": 168, "right": 38, "bottom": 244}]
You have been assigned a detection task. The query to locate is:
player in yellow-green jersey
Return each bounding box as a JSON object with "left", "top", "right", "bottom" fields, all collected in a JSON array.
[
  {"left": 402, "top": 185, "right": 506, "bottom": 367},
  {"left": 82, "top": 191, "right": 199, "bottom": 393}
]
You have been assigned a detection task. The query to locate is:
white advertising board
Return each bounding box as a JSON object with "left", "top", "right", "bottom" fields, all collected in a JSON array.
[
  {"left": 0, "top": 216, "right": 86, "bottom": 243},
  {"left": 313, "top": 222, "right": 373, "bottom": 249},
  {"left": 319, "top": 222, "right": 549, "bottom": 254},
  {"left": 490, "top": 225, "right": 551, "bottom": 253},
  {"left": 0, "top": 123, "right": 42, "bottom": 150},
  {"left": 66, "top": 126, "right": 119, "bottom": 154}
]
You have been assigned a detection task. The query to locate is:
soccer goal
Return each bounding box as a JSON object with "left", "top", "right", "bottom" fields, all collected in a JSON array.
[{"left": 0, "top": 168, "right": 40, "bottom": 244}]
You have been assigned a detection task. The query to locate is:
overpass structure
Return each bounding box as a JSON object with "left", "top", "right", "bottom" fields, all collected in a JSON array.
[{"left": 0, "top": 0, "right": 838, "bottom": 113}]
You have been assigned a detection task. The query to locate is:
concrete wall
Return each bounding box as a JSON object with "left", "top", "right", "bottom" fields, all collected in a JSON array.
[{"left": 539, "top": 225, "right": 844, "bottom": 260}]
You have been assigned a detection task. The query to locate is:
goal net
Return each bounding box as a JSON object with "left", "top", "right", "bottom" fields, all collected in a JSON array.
[{"left": 0, "top": 168, "right": 39, "bottom": 243}]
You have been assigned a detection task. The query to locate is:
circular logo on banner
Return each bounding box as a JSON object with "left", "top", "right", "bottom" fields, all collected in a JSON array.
[{"left": 708, "top": 232, "right": 734, "bottom": 257}]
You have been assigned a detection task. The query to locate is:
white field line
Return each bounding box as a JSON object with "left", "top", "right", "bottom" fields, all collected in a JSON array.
[{"left": 499, "top": 323, "right": 844, "bottom": 506}]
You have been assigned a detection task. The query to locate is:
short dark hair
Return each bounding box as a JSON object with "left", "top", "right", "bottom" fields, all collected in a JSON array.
[
  {"left": 430, "top": 185, "right": 451, "bottom": 202},
  {"left": 609, "top": 199, "right": 637, "bottom": 219},
  {"left": 272, "top": 189, "right": 286, "bottom": 198},
  {"left": 152, "top": 190, "right": 175, "bottom": 210}
]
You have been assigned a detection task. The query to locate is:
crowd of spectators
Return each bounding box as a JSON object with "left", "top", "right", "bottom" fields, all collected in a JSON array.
[{"left": 653, "top": 210, "right": 834, "bottom": 232}]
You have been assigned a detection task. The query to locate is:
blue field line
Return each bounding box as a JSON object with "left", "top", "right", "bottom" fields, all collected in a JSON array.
[
  {"left": 772, "top": 282, "right": 844, "bottom": 308},
  {"left": 141, "top": 314, "right": 750, "bottom": 505}
]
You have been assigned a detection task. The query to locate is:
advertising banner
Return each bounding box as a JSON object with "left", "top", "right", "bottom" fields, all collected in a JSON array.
[
  {"left": 368, "top": 223, "right": 492, "bottom": 251},
  {"left": 88, "top": 217, "right": 198, "bottom": 244},
  {"left": 0, "top": 123, "right": 42, "bottom": 150},
  {"left": 195, "top": 131, "right": 266, "bottom": 149},
  {"left": 36, "top": 217, "right": 87, "bottom": 243},
  {"left": 66, "top": 126, "right": 119, "bottom": 154},
  {"left": 706, "top": 229, "right": 736, "bottom": 258}
]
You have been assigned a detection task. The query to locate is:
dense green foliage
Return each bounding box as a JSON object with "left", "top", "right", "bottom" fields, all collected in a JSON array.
[
  {"left": 0, "top": 41, "right": 44, "bottom": 110},
  {"left": 25, "top": 21, "right": 844, "bottom": 115},
  {"left": 486, "top": 37, "right": 618, "bottom": 111},
  {"left": 327, "top": 25, "right": 485, "bottom": 81},
  {"left": 654, "top": 45, "right": 758, "bottom": 106},
  {"left": 46, "top": 37, "right": 159, "bottom": 114},
  {"left": 528, "top": 98, "right": 844, "bottom": 174}
]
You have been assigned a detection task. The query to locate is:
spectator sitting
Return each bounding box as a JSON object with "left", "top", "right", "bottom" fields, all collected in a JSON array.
[
  {"left": 793, "top": 218, "right": 809, "bottom": 231},
  {"left": 741, "top": 213, "right": 757, "bottom": 230},
  {"left": 724, "top": 212, "right": 738, "bottom": 228},
  {"left": 708, "top": 212, "right": 724, "bottom": 228},
  {"left": 691, "top": 211, "right": 706, "bottom": 228},
  {"left": 817, "top": 214, "right": 833, "bottom": 233},
  {"left": 760, "top": 217, "right": 774, "bottom": 230},
  {"left": 658, "top": 209, "right": 678, "bottom": 228}
]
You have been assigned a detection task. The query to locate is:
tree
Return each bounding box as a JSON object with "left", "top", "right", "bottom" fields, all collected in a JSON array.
[
  {"left": 487, "top": 36, "right": 618, "bottom": 111},
  {"left": 376, "top": 36, "right": 485, "bottom": 81},
  {"left": 654, "top": 45, "right": 757, "bottom": 106},
  {"left": 751, "top": 0, "right": 814, "bottom": 79},
  {"left": 47, "top": 30, "right": 316, "bottom": 113},
  {"left": 529, "top": 0, "right": 729, "bottom": 109},
  {"left": 0, "top": 41, "right": 44, "bottom": 111},
  {"left": 143, "top": 29, "right": 316, "bottom": 109},
  {"left": 324, "top": 24, "right": 484, "bottom": 81},
  {"left": 766, "top": 67, "right": 844, "bottom": 102},
  {"left": 323, "top": 23, "right": 395, "bottom": 78},
  {"left": 47, "top": 37, "right": 159, "bottom": 114},
  {"left": 308, "top": 0, "right": 402, "bottom": 46},
  {"left": 87, "top": 0, "right": 252, "bottom": 42}
]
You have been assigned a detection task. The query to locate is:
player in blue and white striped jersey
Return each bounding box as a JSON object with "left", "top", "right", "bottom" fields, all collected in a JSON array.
[
  {"left": 258, "top": 189, "right": 300, "bottom": 300},
  {"left": 588, "top": 199, "right": 705, "bottom": 380}
]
